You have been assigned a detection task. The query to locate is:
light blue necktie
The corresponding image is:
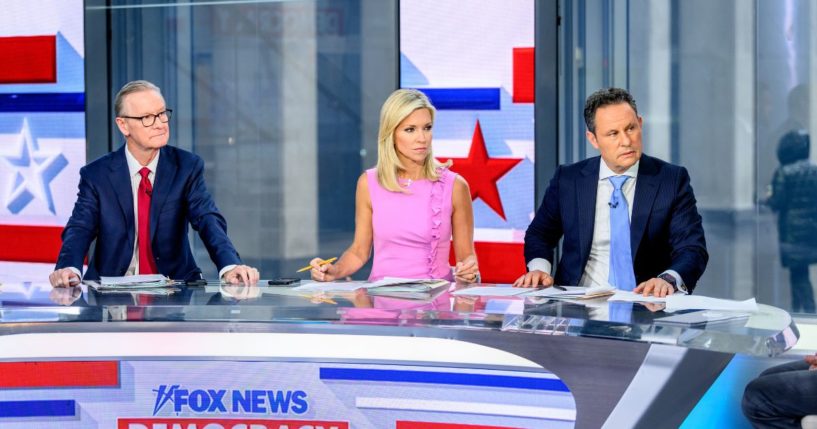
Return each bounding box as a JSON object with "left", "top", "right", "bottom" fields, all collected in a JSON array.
[{"left": 608, "top": 175, "right": 636, "bottom": 291}]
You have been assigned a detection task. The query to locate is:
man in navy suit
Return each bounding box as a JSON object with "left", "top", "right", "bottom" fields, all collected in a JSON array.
[
  {"left": 49, "top": 80, "right": 259, "bottom": 287},
  {"left": 515, "top": 88, "right": 707, "bottom": 296}
]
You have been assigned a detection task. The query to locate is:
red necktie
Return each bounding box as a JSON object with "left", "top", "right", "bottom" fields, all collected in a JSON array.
[{"left": 138, "top": 167, "right": 158, "bottom": 274}]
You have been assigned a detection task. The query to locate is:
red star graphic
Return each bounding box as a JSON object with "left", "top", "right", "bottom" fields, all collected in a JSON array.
[{"left": 438, "top": 120, "right": 522, "bottom": 220}]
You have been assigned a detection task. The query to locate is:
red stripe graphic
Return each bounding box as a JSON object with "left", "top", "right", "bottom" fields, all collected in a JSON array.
[
  {"left": 0, "top": 35, "right": 57, "bottom": 84},
  {"left": 0, "top": 224, "right": 64, "bottom": 263},
  {"left": 512, "top": 47, "right": 534, "bottom": 103},
  {"left": 398, "top": 422, "right": 521, "bottom": 429},
  {"left": 0, "top": 361, "right": 119, "bottom": 388},
  {"left": 450, "top": 241, "right": 525, "bottom": 284}
]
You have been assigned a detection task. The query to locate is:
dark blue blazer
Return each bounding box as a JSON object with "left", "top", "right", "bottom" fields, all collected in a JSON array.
[
  {"left": 56, "top": 145, "right": 241, "bottom": 280},
  {"left": 524, "top": 155, "right": 708, "bottom": 292}
]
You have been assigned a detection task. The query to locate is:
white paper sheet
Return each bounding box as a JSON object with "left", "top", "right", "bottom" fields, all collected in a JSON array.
[
  {"left": 452, "top": 286, "right": 529, "bottom": 297},
  {"left": 99, "top": 274, "right": 168, "bottom": 286},
  {"left": 525, "top": 285, "right": 615, "bottom": 299},
  {"left": 291, "top": 281, "right": 365, "bottom": 292},
  {"left": 97, "top": 274, "right": 170, "bottom": 287},
  {"left": 292, "top": 278, "right": 449, "bottom": 293},
  {"left": 665, "top": 295, "right": 758, "bottom": 312},
  {"left": 608, "top": 290, "right": 672, "bottom": 303}
]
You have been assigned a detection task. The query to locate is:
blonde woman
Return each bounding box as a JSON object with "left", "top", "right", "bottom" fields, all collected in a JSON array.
[{"left": 311, "top": 89, "right": 479, "bottom": 283}]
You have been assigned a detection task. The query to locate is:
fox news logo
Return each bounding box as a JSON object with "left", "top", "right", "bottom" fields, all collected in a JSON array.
[{"left": 153, "top": 385, "right": 308, "bottom": 415}]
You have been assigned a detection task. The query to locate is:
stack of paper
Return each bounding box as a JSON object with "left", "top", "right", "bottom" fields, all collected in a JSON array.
[
  {"left": 525, "top": 285, "right": 616, "bottom": 299},
  {"left": 655, "top": 310, "right": 751, "bottom": 326},
  {"left": 665, "top": 295, "right": 758, "bottom": 312},
  {"left": 91, "top": 274, "right": 173, "bottom": 290},
  {"left": 451, "top": 286, "right": 529, "bottom": 297},
  {"left": 608, "top": 291, "right": 759, "bottom": 313},
  {"left": 608, "top": 290, "right": 670, "bottom": 303},
  {"left": 292, "top": 278, "right": 451, "bottom": 299}
]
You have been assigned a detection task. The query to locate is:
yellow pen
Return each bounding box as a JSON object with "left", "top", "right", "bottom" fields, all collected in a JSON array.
[{"left": 296, "top": 257, "right": 337, "bottom": 273}]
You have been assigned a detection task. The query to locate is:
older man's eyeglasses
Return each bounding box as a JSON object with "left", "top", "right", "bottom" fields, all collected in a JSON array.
[{"left": 119, "top": 109, "right": 173, "bottom": 127}]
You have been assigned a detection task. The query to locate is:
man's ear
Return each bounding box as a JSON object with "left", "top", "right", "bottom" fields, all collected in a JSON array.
[
  {"left": 115, "top": 117, "right": 129, "bottom": 137},
  {"left": 586, "top": 130, "right": 600, "bottom": 150}
]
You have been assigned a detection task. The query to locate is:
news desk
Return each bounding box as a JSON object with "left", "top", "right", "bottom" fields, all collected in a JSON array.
[{"left": 0, "top": 281, "right": 798, "bottom": 429}]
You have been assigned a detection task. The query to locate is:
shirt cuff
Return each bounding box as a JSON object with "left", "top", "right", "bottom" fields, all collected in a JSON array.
[
  {"left": 527, "top": 258, "right": 552, "bottom": 275},
  {"left": 219, "top": 264, "right": 237, "bottom": 280},
  {"left": 662, "top": 269, "right": 687, "bottom": 294},
  {"left": 67, "top": 267, "right": 82, "bottom": 281}
]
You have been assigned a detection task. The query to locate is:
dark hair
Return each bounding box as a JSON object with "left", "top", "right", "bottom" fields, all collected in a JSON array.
[
  {"left": 583, "top": 87, "right": 638, "bottom": 133},
  {"left": 777, "top": 130, "right": 810, "bottom": 165}
]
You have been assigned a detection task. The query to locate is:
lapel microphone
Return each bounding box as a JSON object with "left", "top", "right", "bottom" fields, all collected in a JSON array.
[{"left": 609, "top": 201, "right": 619, "bottom": 208}]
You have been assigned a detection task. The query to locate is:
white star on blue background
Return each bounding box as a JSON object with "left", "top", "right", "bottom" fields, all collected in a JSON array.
[{"left": 2, "top": 118, "right": 68, "bottom": 214}]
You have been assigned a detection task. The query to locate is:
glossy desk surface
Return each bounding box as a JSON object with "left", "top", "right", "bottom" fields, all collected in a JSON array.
[{"left": 0, "top": 280, "right": 797, "bottom": 357}]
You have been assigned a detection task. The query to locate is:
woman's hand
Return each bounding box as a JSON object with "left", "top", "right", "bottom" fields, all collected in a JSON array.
[
  {"left": 310, "top": 257, "right": 339, "bottom": 282},
  {"left": 454, "top": 256, "right": 480, "bottom": 284}
]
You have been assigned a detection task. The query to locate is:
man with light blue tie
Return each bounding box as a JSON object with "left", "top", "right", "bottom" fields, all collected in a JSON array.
[{"left": 514, "top": 88, "right": 708, "bottom": 297}]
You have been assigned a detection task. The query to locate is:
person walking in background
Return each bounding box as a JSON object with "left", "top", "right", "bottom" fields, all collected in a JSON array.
[{"left": 765, "top": 129, "right": 817, "bottom": 313}]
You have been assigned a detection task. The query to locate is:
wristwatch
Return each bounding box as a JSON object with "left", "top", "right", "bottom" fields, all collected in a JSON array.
[{"left": 658, "top": 272, "right": 686, "bottom": 293}]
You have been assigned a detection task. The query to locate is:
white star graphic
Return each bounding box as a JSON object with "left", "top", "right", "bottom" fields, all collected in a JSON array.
[{"left": 1, "top": 118, "right": 68, "bottom": 215}]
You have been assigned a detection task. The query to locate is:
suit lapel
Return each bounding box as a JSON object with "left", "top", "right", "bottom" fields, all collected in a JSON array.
[
  {"left": 630, "top": 155, "right": 660, "bottom": 259},
  {"left": 150, "top": 147, "right": 178, "bottom": 243},
  {"left": 577, "top": 159, "right": 600, "bottom": 262},
  {"left": 107, "top": 146, "right": 135, "bottom": 249}
]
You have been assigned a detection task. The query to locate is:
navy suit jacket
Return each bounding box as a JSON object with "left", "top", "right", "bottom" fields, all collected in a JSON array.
[
  {"left": 56, "top": 145, "right": 241, "bottom": 280},
  {"left": 524, "top": 155, "right": 708, "bottom": 292}
]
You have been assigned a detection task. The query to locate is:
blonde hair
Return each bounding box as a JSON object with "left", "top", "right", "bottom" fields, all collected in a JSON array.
[{"left": 376, "top": 89, "right": 451, "bottom": 193}]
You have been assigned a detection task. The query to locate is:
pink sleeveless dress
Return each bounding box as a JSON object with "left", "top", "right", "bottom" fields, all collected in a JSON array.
[{"left": 367, "top": 168, "right": 456, "bottom": 281}]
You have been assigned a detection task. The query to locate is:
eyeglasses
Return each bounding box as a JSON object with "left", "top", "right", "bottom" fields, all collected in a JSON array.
[{"left": 119, "top": 109, "right": 173, "bottom": 127}]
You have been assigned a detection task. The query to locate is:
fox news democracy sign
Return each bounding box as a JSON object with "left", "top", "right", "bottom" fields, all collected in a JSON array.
[
  {"left": 118, "top": 385, "right": 346, "bottom": 429},
  {"left": 118, "top": 419, "right": 347, "bottom": 429},
  {"left": 152, "top": 385, "right": 309, "bottom": 415}
]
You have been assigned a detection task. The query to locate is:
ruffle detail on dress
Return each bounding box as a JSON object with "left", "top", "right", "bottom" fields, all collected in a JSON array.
[{"left": 427, "top": 168, "right": 447, "bottom": 278}]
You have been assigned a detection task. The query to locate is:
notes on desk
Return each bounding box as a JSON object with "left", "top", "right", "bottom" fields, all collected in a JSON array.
[
  {"left": 292, "top": 278, "right": 451, "bottom": 298},
  {"left": 609, "top": 291, "right": 759, "bottom": 312},
  {"left": 452, "top": 286, "right": 529, "bottom": 297},
  {"left": 665, "top": 295, "right": 758, "bottom": 312},
  {"left": 655, "top": 310, "right": 751, "bottom": 326},
  {"left": 89, "top": 275, "right": 173, "bottom": 291},
  {"left": 526, "top": 285, "right": 616, "bottom": 299},
  {"left": 609, "top": 290, "right": 671, "bottom": 304},
  {"left": 292, "top": 282, "right": 363, "bottom": 293},
  {"left": 98, "top": 274, "right": 170, "bottom": 287}
]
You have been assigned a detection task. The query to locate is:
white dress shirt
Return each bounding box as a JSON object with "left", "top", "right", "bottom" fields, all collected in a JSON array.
[
  {"left": 124, "top": 146, "right": 160, "bottom": 276},
  {"left": 68, "top": 146, "right": 235, "bottom": 279},
  {"left": 528, "top": 158, "right": 686, "bottom": 292}
]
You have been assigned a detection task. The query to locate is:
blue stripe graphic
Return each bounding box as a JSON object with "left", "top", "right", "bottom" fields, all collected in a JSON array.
[
  {"left": 415, "top": 88, "right": 500, "bottom": 110},
  {"left": 319, "top": 368, "right": 569, "bottom": 392},
  {"left": 0, "top": 93, "right": 85, "bottom": 112},
  {"left": 0, "top": 400, "right": 76, "bottom": 417}
]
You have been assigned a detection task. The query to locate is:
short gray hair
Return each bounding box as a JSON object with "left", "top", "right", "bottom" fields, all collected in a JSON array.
[{"left": 114, "top": 80, "right": 162, "bottom": 116}]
